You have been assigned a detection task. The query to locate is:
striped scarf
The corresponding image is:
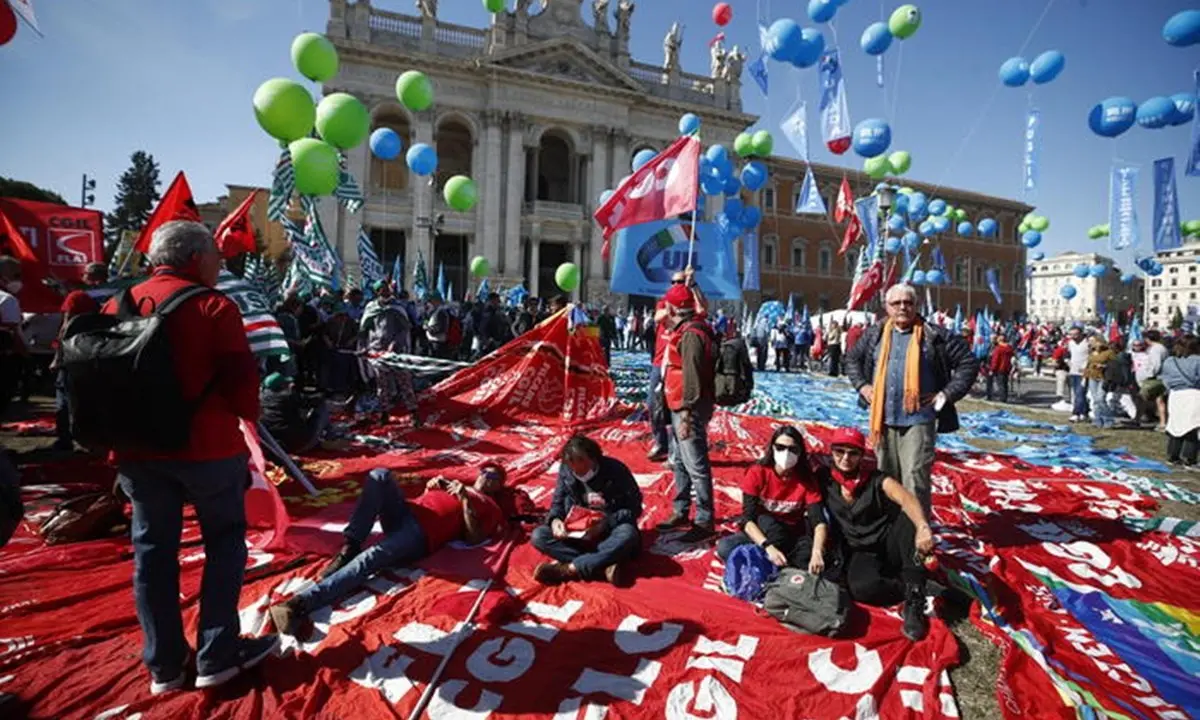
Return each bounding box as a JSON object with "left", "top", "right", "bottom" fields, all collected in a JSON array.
[
  {"left": 868, "top": 319, "right": 923, "bottom": 447},
  {"left": 216, "top": 269, "right": 290, "bottom": 359}
]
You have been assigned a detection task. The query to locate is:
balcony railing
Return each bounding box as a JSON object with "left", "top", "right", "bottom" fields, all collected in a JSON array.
[
  {"left": 434, "top": 21, "right": 486, "bottom": 49},
  {"left": 368, "top": 10, "right": 420, "bottom": 39},
  {"left": 525, "top": 200, "right": 585, "bottom": 222}
]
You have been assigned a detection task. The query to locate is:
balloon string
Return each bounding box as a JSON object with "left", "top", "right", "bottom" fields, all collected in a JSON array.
[{"left": 887, "top": 42, "right": 904, "bottom": 123}]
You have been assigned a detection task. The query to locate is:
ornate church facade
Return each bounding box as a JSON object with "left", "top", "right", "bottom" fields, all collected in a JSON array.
[{"left": 321, "top": 0, "right": 755, "bottom": 302}]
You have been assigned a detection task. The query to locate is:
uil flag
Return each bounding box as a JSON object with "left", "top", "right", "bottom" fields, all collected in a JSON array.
[
  {"left": 214, "top": 189, "right": 259, "bottom": 258},
  {"left": 593, "top": 134, "right": 701, "bottom": 239},
  {"left": 795, "top": 166, "right": 827, "bottom": 215},
  {"left": 847, "top": 235, "right": 885, "bottom": 311},
  {"left": 134, "top": 172, "right": 200, "bottom": 253}
]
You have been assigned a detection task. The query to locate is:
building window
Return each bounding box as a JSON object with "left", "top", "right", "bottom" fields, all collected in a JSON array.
[
  {"left": 792, "top": 188, "right": 802, "bottom": 214},
  {"left": 974, "top": 265, "right": 985, "bottom": 287},
  {"left": 1171, "top": 293, "right": 1178, "bottom": 300},
  {"left": 818, "top": 293, "right": 830, "bottom": 312},
  {"left": 763, "top": 234, "right": 778, "bottom": 267},
  {"left": 791, "top": 239, "right": 806, "bottom": 271},
  {"left": 955, "top": 259, "right": 968, "bottom": 287},
  {"left": 1172, "top": 278, "right": 1178, "bottom": 287},
  {"left": 1170, "top": 266, "right": 1180, "bottom": 274},
  {"left": 818, "top": 246, "right": 833, "bottom": 275},
  {"left": 1012, "top": 265, "right": 1023, "bottom": 292},
  {"left": 763, "top": 187, "right": 776, "bottom": 211}
]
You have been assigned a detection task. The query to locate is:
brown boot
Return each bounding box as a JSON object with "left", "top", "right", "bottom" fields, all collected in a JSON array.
[
  {"left": 604, "top": 563, "right": 631, "bottom": 588},
  {"left": 268, "top": 600, "right": 312, "bottom": 640},
  {"left": 534, "top": 561, "right": 579, "bottom": 585},
  {"left": 656, "top": 513, "right": 690, "bottom": 532}
]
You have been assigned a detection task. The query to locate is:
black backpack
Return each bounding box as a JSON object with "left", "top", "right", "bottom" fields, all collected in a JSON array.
[
  {"left": 714, "top": 336, "right": 754, "bottom": 407},
  {"left": 60, "top": 285, "right": 213, "bottom": 453}
]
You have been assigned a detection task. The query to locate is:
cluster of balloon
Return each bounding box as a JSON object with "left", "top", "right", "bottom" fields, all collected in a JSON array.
[
  {"left": 556, "top": 262, "right": 580, "bottom": 292},
  {"left": 1086, "top": 223, "right": 1111, "bottom": 240},
  {"left": 1163, "top": 10, "right": 1200, "bottom": 47},
  {"left": 864, "top": 149, "right": 911, "bottom": 179},
  {"left": 470, "top": 255, "right": 490, "bottom": 279},
  {"left": 1136, "top": 256, "right": 1165, "bottom": 277},
  {"left": 733, "top": 130, "right": 775, "bottom": 158},
  {"left": 1090, "top": 92, "right": 1194, "bottom": 137},
  {"left": 860, "top": 5, "right": 921, "bottom": 56},
  {"left": 763, "top": 18, "right": 826, "bottom": 69},
  {"left": 712, "top": 2, "right": 733, "bottom": 26},
  {"left": 1016, "top": 213, "right": 1049, "bottom": 248},
  {"left": 999, "top": 50, "right": 1064, "bottom": 87}
]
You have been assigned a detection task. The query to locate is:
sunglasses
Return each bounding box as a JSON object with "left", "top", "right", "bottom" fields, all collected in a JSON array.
[
  {"left": 831, "top": 447, "right": 863, "bottom": 458},
  {"left": 671, "top": 279, "right": 685, "bottom": 285}
]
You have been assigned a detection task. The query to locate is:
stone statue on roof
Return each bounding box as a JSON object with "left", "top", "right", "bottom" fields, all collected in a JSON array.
[
  {"left": 615, "top": 0, "right": 634, "bottom": 38},
  {"left": 709, "top": 37, "right": 726, "bottom": 79},
  {"left": 416, "top": 0, "right": 437, "bottom": 19},
  {"left": 722, "top": 45, "right": 745, "bottom": 82},
  {"left": 592, "top": 0, "right": 609, "bottom": 33},
  {"left": 664, "top": 22, "right": 682, "bottom": 72}
]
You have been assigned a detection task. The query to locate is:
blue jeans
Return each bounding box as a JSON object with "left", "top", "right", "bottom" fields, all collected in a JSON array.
[
  {"left": 1090, "top": 379, "right": 1114, "bottom": 428},
  {"left": 291, "top": 469, "right": 427, "bottom": 614},
  {"left": 669, "top": 400, "right": 715, "bottom": 526},
  {"left": 531, "top": 522, "right": 640, "bottom": 579},
  {"left": 117, "top": 455, "right": 249, "bottom": 680},
  {"left": 54, "top": 369, "right": 71, "bottom": 445},
  {"left": 294, "top": 401, "right": 331, "bottom": 454},
  {"left": 646, "top": 365, "right": 669, "bottom": 449},
  {"left": 1070, "top": 374, "right": 1088, "bottom": 417}
]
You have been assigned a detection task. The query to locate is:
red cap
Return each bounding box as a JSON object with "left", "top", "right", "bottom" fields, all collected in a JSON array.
[
  {"left": 828, "top": 427, "right": 866, "bottom": 451},
  {"left": 663, "top": 283, "right": 694, "bottom": 309}
]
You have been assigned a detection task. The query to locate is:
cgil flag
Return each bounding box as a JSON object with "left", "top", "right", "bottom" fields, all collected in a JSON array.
[
  {"left": 593, "top": 134, "right": 701, "bottom": 240},
  {"left": 214, "top": 189, "right": 259, "bottom": 258},
  {"left": 134, "top": 171, "right": 200, "bottom": 254}
]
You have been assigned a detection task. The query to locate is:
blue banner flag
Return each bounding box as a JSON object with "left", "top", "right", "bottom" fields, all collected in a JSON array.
[
  {"left": 1024, "top": 108, "right": 1040, "bottom": 193},
  {"left": 795, "top": 166, "right": 827, "bottom": 215},
  {"left": 748, "top": 54, "right": 768, "bottom": 97},
  {"left": 1109, "top": 164, "right": 1141, "bottom": 252},
  {"left": 742, "top": 231, "right": 760, "bottom": 291},
  {"left": 1153, "top": 157, "right": 1183, "bottom": 252},
  {"left": 611, "top": 220, "right": 740, "bottom": 299},
  {"left": 1188, "top": 70, "right": 1200, "bottom": 178},
  {"left": 854, "top": 194, "right": 881, "bottom": 257},
  {"left": 781, "top": 102, "right": 809, "bottom": 162},
  {"left": 986, "top": 267, "right": 1003, "bottom": 305}
]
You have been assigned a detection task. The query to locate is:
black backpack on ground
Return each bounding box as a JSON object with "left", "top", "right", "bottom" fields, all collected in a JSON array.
[
  {"left": 60, "top": 285, "right": 214, "bottom": 454},
  {"left": 714, "top": 336, "right": 755, "bottom": 407}
]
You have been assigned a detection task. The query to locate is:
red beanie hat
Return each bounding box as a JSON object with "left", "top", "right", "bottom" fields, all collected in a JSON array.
[{"left": 664, "top": 283, "right": 694, "bottom": 309}]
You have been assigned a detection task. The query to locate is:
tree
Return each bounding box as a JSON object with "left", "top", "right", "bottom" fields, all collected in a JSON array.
[
  {"left": 1171, "top": 307, "right": 1185, "bottom": 331},
  {"left": 105, "top": 151, "right": 161, "bottom": 250},
  {"left": 0, "top": 176, "right": 66, "bottom": 205}
]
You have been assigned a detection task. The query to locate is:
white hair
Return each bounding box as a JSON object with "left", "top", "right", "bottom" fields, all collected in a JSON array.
[
  {"left": 885, "top": 283, "right": 918, "bottom": 303},
  {"left": 147, "top": 221, "right": 215, "bottom": 268}
]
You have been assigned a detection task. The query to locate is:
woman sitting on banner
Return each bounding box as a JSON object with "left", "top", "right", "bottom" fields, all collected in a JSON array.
[
  {"left": 816, "top": 427, "right": 934, "bottom": 641},
  {"left": 258, "top": 373, "right": 330, "bottom": 455},
  {"left": 716, "top": 425, "right": 828, "bottom": 574}
]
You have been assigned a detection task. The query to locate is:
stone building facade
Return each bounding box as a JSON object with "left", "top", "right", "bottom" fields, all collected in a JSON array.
[
  {"left": 1145, "top": 242, "right": 1200, "bottom": 328},
  {"left": 1026, "top": 251, "right": 1140, "bottom": 323}
]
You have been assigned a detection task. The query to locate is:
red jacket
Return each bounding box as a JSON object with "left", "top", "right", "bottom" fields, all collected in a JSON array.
[
  {"left": 102, "top": 268, "right": 260, "bottom": 463},
  {"left": 989, "top": 343, "right": 1016, "bottom": 375}
]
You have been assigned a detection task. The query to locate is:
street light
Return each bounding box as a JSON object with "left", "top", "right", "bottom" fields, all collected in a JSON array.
[{"left": 80, "top": 174, "right": 96, "bottom": 208}]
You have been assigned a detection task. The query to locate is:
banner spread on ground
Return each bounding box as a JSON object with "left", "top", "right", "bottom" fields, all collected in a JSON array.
[
  {"left": 609, "top": 219, "right": 741, "bottom": 300},
  {"left": 2, "top": 318, "right": 1199, "bottom": 719},
  {"left": 0, "top": 198, "right": 104, "bottom": 313}
]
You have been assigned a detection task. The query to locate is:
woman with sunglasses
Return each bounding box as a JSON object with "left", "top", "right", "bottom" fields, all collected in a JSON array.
[
  {"left": 818, "top": 427, "right": 934, "bottom": 641},
  {"left": 716, "top": 426, "right": 828, "bottom": 574}
]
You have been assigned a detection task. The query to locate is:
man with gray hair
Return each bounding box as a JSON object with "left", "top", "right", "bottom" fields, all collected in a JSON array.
[
  {"left": 845, "top": 283, "right": 978, "bottom": 518},
  {"left": 96, "top": 221, "right": 278, "bottom": 693}
]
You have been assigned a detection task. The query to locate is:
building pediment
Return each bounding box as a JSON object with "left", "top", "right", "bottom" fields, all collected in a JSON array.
[{"left": 482, "top": 37, "right": 644, "bottom": 93}]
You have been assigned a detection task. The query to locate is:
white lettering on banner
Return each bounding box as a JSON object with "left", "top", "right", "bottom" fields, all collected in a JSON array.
[
  {"left": 524, "top": 598, "right": 584, "bottom": 624},
  {"left": 615, "top": 615, "right": 684, "bottom": 655},
  {"left": 666, "top": 676, "right": 738, "bottom": 720},
  {"left": 573, "top": 660, "right": 662, "bottom": 704},
  {"left": 94, "top": 706, "right": 143, "bottom": 720},
  {"left": 1018, "top": 520, "right": 1076, "bottom": 544},
  {"left": 426, "top": 679, "right": 503, "bottom": 719},
  {"left": 351, "top": 648, "right": 418, "bottom": 705},
  {"left": 466, "top": 636, "right": 537, "bottom": 682},
  {"left": 808, "top": 644, "right": 883, "bottom": 694},
  {"left": 554, "top": 697, "right": 609, "bottom": 720},
  {"left": 983, "top": 479, "right": 1043, "bottom": 513},
  {"left": 395, "top": 621, "right": 468, "bottom": 657},
  {"left": 1042, "top": 541, "right": 1142, "bottom": 589}
]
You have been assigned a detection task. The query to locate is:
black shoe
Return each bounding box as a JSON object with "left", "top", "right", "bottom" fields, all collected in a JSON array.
[
  {"left": 677, "top": 524, "right": 715, "bottom": 544},
  {"left": 321, "top": 542, "right": 360, "bottom": 580},
  {"left": 195, "top": 635, "right": 280, "bottom": 689},
  {"left": 655, "top": 513, "right": 690, "bottom": 532},
  {"left": 902, "top": 583, "right": 930, "bottom": 641},
  {"left": 646, "top": 445, "right": 668, "bottom": 462}
]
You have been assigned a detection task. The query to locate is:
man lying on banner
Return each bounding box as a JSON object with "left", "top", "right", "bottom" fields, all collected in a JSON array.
[
  {"left": 647, "top": 269, "right": 707, "bottom": 461},
  {"left": 268, "top": 462, "right": 525, "bottom": 639},
  {"left": 532, "top": 434, "right": 643, "bottom": 586},
  {"left": 817, "top": 427, "right": 934, "bottom": 641},
  {"left": 716, "top": 425, "right": 829, "bottom": 574}
]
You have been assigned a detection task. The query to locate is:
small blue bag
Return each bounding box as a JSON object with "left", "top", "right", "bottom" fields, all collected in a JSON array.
[{"left": 722, "top": 544, "right": 779, "bottom": 602}]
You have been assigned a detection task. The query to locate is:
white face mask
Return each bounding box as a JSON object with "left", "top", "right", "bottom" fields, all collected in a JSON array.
[
  {"left": 5, "top": 280, "right": 22, "bottom": 294},
  {"left": 573, "top": 466, "right": 597, "bottom": 484},
  {"left": 773, "top": 447, "right": 799, "bottom": 471}
]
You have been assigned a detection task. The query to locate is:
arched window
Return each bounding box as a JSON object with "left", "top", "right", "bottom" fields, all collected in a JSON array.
[
  {"left": 818, "top": 244, "right": 833, "bottom": 276},
  {"left": 762, "top": 234, "right": 779, "bottom": 267},
  {"left": 790, "top": 238, "right": 806, "bottom": 272},
  {"left": 435, "top": 117, "right": 474, "bottom": 191},
  {"left": 370, "top": 110, "right": 412, "bottom": 191}
]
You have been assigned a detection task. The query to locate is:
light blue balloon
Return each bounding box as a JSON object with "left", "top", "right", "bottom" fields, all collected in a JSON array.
[
  {"left": 999, "top": 57, "right": 1030, "bottom": 87},
  {"left": 701, "top": 174, "right": 725, "bottom": 196},
  {"left": 405, "top": 142, "right": 437, "bottom": 176},
  {"left": 705, "top": 144, "right": 729, "bottom": 165},
  {"left": 928, "top": 199, "right": 947, "bottom": 216},
  {"left": 957, "top": 221, "right": 974, "bottom": 237},
  {"left": 723, "top": 175, "right": 742, "bottom": 196},
  {"left": 724, "top": 197, "right": 744, "bottom": 218},
  {"left": 369, "top": 127, "right": 402, "bottom": 160},
  {"left": 741, "top": 205, "right": 763, "bottom": 229},
  {"left": 1120, "top": 272, "right": 1136, "bottom": 284},
  {"left": 1170, "top": 92, "right": 1196, "bottom": 126},
  {"left": 1060, "top": 284, "right": 1077, "bottom": 299},
  {"left": 679, "top": 113, "right": 701, "bottom": 135},
  {"left": 1163, "top": 9, "right": 1200, "bottom": 47},
  {"left": 885, "top": 237, "right": 902, "bottom": 254},
  {"left": 1029, "top": 50, "right": 1065, "bottom": 85},
  {"left": 902, "top": 230, "right": 921, "bottom": 250},
  {"left": 887, "top": 214, "right": 906, "bottom": 232},
  {"left": 1136, "top": 96, "right": 1176, "bottom": 129},
  {"left": 632, "top": 149, "right": 657, "bottom": 172},
  {"left": 1073, "top": 264, "right": 1090, "bottom": 278},
  {"left": 1021, "top": 230, "right": 1042, "bottom": 248},
  {"left": 911, "top": 270, "right": 926, "bottom": 286},
  {"left": 791, "top": 28, "right": 826, "bottom": 69},
  {"left": 852, "top": 118, "right": 891, "bottom": 158},
  {"left": 909, "top": 192, "right": 927, "bottom": 214},
  {"left": 1032, "top": 251, "right": 1045, "bottom": 261},
  {"left": 926, "top": 269, "right": 945, "bottom": 285},
  {"left": 1088, "top": 97, "right": 1137, "bottom": 138},
  {"left": 977, "top": 218, "right": 998, "bottom": 237},
  {"left": 861, "top": 22, "right": 892, "bottom": 56},
  {"left": 598, "top": 189, "right": 614, "bottom": 206},
  {"left": 765, "top": 19, "right": 805, "bottom": 63},
  {"left": 808, "top": 0, "right": 837, "bottom": 23},
  {"left": 740, "top": 161, "right": 769, "bottom": 191},
  {"left": 918, "top": 220, "right": 935, "bottom": 237},
  {"left": 1089, "top": 263, "right": 1107, "bottom": 278},
  {"left": 931, "top": 216, "right": 951, "bottom": 234},
  {"left": 893, "top": 193, "right": 909, "bottom": 212}
]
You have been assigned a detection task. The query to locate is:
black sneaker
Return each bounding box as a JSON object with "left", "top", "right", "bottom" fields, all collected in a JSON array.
[
  {"left": 677, "top": 524, "right": 715, "bottom": 544},
  {"left": 902, "top": 583, "right": 929, "bottom": 641},
  {"left": 195, "top": 635, "right": 280, "bottom": 689},
  {"left": 320, "top": 543, "right": 360, "bottom": 580},
  {"left": 655, "top": 513, "right": 690, "bottom": 532}
]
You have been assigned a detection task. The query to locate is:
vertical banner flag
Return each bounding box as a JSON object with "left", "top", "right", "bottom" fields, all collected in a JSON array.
[
  {"left": 1109, "top": 164, "right": 1141, "bottom": 252},
  {"left": 1188, "top": 70, "right": 1200, "bottom": 178},
  {"left": 748, "top": 55, "right": 769, "bottom": 97},
  {"left": 1153, "top": 157, "right": 1183, "bottom": 252},
  {"left": 780, "top": 102, "right": 809, "bottom": 161},
  {"left": 854, "top": 194, "right": 881, "bottom": 257},
  {"left": 795, "top": 166, "right": 827, "bottom": 215},
  {"left": 986, "top": 267, "right": 1003, "bottom": 305},
  {"left": 742, "top": 231, "right": 760, "bottom": 291},
  {"left": 1024, "top": 108, "right": 1040, "bottom": 193},
  {"left": 818, "top": 50, "right": 852, "bottom": 155},
  {"left": 356, "top": 226, "right": 386, "bottom": 289}
]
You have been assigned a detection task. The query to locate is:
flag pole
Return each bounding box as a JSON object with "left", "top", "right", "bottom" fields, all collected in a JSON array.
[{"left": 686, "top": 134, "right": 700, "bottom": 270}]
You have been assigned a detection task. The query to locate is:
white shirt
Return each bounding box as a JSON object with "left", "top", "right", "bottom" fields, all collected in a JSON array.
[
  {"left": 0, "top": 290, "right": 20, "bottom": 325},
  {"left": 1067, "top": 338, "right": 1090, "bottom": 375}
]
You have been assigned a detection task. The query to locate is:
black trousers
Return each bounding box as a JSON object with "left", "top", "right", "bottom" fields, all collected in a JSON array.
[
  {"left": 827, "top": 346, "right": 842, "bottom": 377},
  {"left": 754, "top": 344, "right": 768, "bottom": 372},
  {"left": 717, "top": 514, "right": 814, "bottom": 568},
  {"left": 1168, "top": 429, "right": 1199, "bottom": 465},
  {"left": 843, "top": 514, "right": 923, "bottom": 607},
  {"left": 986, "top": 373, "right": 1010, "bottom": 402},
  {"left": 774, "top": 348, "right": 791, "bottom": 372}
]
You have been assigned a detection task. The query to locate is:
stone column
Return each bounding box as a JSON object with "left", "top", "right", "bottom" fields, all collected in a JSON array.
[
  {"left": 347, "top": 0, "right": 370, "bottom": 42},
  {"left": 420, "top": 14, "right": 436, "bottom": 53},
  {"left": 410, "top": 111, "right": 436, "bottom": 284},
  {"left": 470, "top": 114, "right": 486, "bottom": 266},
  {"left": 482, "top": 110, "right": 503, "bottom": 272},
  {"left": 588, "top": 125, "right": 610, "bottom": 283},
  {"left": 503, "top": 113, "right": 526, "bottom": 279},
  {"left": 611, "top": 131, "right": 630, "bottom": 191},
  {"left": 571, "top": 239, "right": 583, "bottom": 302},
  {"left": 529, "top": 236, "right": 541, "bottom": 297}
]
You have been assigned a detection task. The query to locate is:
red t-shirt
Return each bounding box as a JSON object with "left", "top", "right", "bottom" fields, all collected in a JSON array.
[
  {"left": 739, "top": 464, "right": 821, "bottom": 526},
  {"left": 61, "top": 290, "right": 99, "bottom": 318},
  {"left": 990, "top": 344, "right": 1016, "bottom": 374},
  {"left": 409, "top": 489, "right": 503, "bottom": 552}
]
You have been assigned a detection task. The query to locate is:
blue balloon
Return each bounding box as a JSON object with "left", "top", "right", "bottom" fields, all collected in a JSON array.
[
  {"left": 851, "top": 118, "right": 892, "bottom": 158},
  {"left": 1021, "top": 230, "right": 1042, "bottom": 248},
  {"left": 1163, "top": 9, "right": 1200, "bottom": 47},
  {"left": 705, "top": 144, "right": 729, "bottom": 165},
  {"left": 928, "top": 199, "right": 947, "bottom": 216},
  {"left": 1170, "top": 92, "right": 1196, "bottom": 126},
  {"left": 1029, "top": 50, "right": 1065, "bottom": 85},
  {"left": 679, "top": 113, "right": 701, "bottom": 135},
  {"left": 1073, "top": 264, "right": 1090, "bottom": 278},
  {"left": 1060, "top": 284, "right": 1077, "bottom": 300},
  {"left": 1032, "top": 251, "right": 1045, "bottom": 261},
  {"left": 1149, "top": 263, "right": 1164, "bottom": 277},
  {"left": 598, "top": 189, "right": 614, "bottom": 206},
  {"left": 1089, "top": 263, "right": 1107, "bottom": 278},
  {"left": 911, "top": 270, "right": 926, "bottom": 286},
  {"left": 369, "top": 127, "right": 402, "bottom": 160},
  {"left": 885, "top": 237, "right": 902, "bottom": 254},
  {"left": 977, "top": 218, "right": 998, "bottom": 237},
  {"left": 723, "top": 175, "right": 742, "bottom": 196},
  {"left": 724, "top": 197, "right": 744, "bottom": 218},
  {"left": 406, "top": 143, "right": 438, "bottom": 176},
  {"left": 918, "top": 220, "right": 935, "bottom": 237},
  {"left": 892, "top": 193, "right": 910, "bottom": 212},
  {"left": 926, "top": 269, "right": 945, "bottom": 285},
  {"left": 765, "top": 19, "right": 805, "bottom": 63},
  {"left": 701, "top": 174, "right": 725, "bottom": 196},
  {"left": 740, "top": 161, "right": 769, "bottom": 191},
  {"left": 999, "top": 57, "right": 1030, "bottom": 87},
  {"left": 1088, "top": 97, "right": 1137, "bottom": 138},
  {"left": 791, "top": 28, "right": 826, "bottom": 69},
  {"left": 902, "top": 230, "right": 921, "bottom": 250},
  {"left": 740, "top": 206, "right": 763, "bottom": 229},
  {"left": 861, "top": 22, "right": 893, "bottom": 55},
  {"left": 908, "top": 192, "right": 927, "bottom": 215},
  {"left": 931, "top": 216, "right": 951, "bottom": 234},
  {"left": 1120, "top": 272, "right": 1136, "bottom": 284},
  {"left": 808, "top": 0, "right": 837, "bottom": 23},
  {"left": 632, "top": 149, "right": 657, "bottom": 172},
  {"left": 957, "top": 221, "right": 974, "bottom": 237},
  {"left": 887, "top": 214, "right": 906, "bottom": 232},
  {"left": 1136, "top": 96, "right": 1176, "bottom": 129}
]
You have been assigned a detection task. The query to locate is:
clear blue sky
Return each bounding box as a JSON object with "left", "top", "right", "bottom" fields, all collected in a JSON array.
[{"left": 0, "top": 0, "right": 1197, "bottom": 272}]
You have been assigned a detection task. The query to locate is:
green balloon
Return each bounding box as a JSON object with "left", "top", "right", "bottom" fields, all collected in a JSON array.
[
  {"left": 470, "top": 255, "right": 490, "bottom": 278},
  {"left": 898, "top": 186, "right": 914, "bottom": 195},
  {"left": 253, "top": 78, "right": 316, "bottom": 142},
  {"left": 733, "top": 133, "right": 754, "bottom": 157},
  {"left": 1018, "top": 221, "right": 1031, "bottom": 234},
  {"left": 291, "top": 33, "right": 339, "bottom": 83},
  {"left": 889, "top": 4, "right": 921, "bottom": 40},
  {"left": 289, "top": 138, "right": 340, "bottom": 196},
  {"left": 864, "top": 155, "right": 892, "bottom": 179},
  {"left": 315, "top": 93, "right": 369, "bottom": 150},
  {"left": 396, "top": 70, "right": 434, "bottom": 112},
  {"left": 1098, "top": 223, "right": 1110, "bottom": 236},
  {"left": 942, "top": 205, "right": 955, "bottom": 218},
  {"left": 555, "top": 262, "right": 580, "bottom": 292},
  {"left": 953, "top": 208, "right": 968, "bottom": 222},
  {"left": 483, "top": 0, "right": 506, "bottom": 11},
  {"left": 751, "top": 130, "right": 774, "bottom": 157},
  {"left": 1184, "top": 219, "right": 1200, "bottom": 235},
  {"left": 1087, "top": 226, "right": 1102, "bottom": 239},
  {"left": 887, "top": 151, "right": 911, "bottom": 175},
  {"left": 1030, "top": 216, "right": 1050, "bottom": 232},
  {"left": 443, "top": 175, "right": 478, "bottom": 211}
]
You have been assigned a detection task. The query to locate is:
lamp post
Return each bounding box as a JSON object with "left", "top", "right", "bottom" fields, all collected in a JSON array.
[{"left": 80, "top": 174, "right": 96, "bottom": 208}]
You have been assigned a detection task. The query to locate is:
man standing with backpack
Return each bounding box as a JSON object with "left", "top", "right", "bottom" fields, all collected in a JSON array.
[{"left": 62, "top": 221, "right": 277, "bottom": 694}]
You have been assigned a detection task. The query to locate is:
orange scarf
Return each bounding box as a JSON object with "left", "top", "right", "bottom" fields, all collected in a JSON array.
[{"left": 869, "top": 319, "right": 923, "bottom": 447}]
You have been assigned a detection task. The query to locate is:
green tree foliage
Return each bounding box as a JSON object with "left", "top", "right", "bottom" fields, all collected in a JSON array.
[
  {"left": 105, "top": 151, "right": 161, "bottom": 249},
  {"left": 0, "top": 176, "right": 66, "bottom": 205}
]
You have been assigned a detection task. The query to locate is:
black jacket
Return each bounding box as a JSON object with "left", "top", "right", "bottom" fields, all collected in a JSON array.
[
  {"left": 844, "top": 320, "right": 980, "bottom": 433},
  {"left": 547, "top": 456, "right": 643, "bottom": 528}
]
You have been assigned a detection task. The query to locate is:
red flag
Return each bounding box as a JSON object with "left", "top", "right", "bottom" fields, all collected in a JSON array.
[
  {"left": 708, "top": 32, "right": 726, "bottom": 48},
  {"left": 594, "top": 135, "right": 701, "bottom": 240},
  {"left": 214, "top": 189, "right": 259, "bottom": 258},
  {"left": 847, "top": 260, "right": 884, "bottom": 311},
  {"left": 0, "top": 207, "right": 37, "bottom": 263},
  {"left": 133, "top": 171, "right": 201, "bottom": 254},
  {"left": 240, "top": 420, "right": 291, "bottom": 551},
  {"left": 600, "top": 236, "right": 612, "bottom": 263},
  {"left": 834, "top": 176, "right": 854, "bottom": 223},
  {"left": 838, "top": 212, "right": 862, "bottom": 256}
]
